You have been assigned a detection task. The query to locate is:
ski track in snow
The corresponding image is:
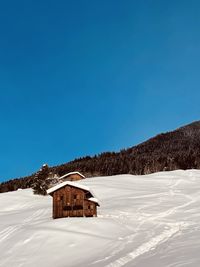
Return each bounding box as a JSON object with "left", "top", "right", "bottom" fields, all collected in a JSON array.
[
  {"left": 105, "top": 223, "right": 182, "bottom": 267},
  {"left": 0, "top": 209, "right": 47, "bottom": 243},
  {"left": 93, "top": 178, "right": 197, "bottom": 266}
]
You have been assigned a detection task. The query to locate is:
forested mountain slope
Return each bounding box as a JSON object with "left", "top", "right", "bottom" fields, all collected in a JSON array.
[{"left": 1, "top": 121, "right": 200, "bottom": 193}]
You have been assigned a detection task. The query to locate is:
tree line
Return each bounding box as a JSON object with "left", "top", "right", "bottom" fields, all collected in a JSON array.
[{"left": 1, "top": 121, "right": 200, "bottom": 194}]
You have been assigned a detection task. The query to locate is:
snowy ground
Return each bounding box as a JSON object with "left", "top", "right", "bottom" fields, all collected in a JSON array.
[{"left": 1, "top": 170, "right": 200, "bottom": 267}]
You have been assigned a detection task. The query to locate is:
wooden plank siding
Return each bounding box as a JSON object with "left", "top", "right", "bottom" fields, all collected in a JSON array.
[{"left": 52, "top": 185, "right": 98, "bottom": 219}]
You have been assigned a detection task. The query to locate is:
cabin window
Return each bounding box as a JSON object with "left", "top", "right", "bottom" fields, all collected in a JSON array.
[
  {"left": 63, "top": 206, "right": 72, "bottom": 211},
  {"left": 60, "top": 196, "right": 63, "bottom": 201},
  {"left": 73, "top": 205, "right": 83, "bottom": 210},
  {"left": 73, "top": 194, "right": 81, "bottom": 200}
]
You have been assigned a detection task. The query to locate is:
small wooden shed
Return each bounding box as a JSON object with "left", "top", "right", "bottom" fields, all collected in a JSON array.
[
  {"left": 47, "top": 181, "right": 99, "bottom": 219},
  {"left": 59, "top": 172, "right": 85, "bottom": 182}
]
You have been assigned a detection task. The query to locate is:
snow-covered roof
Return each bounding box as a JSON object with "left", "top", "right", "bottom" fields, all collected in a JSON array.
[
  {"left": 88, "top": 197, "right": 100, "bottom": 205},
  {"left": 59, "top": 172, "right": 85, "bottom": 180},
  {"left": 47, "top": 181, "right": 93, "bottom": 196}
]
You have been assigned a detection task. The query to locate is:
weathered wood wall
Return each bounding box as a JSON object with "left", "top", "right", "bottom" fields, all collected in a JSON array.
[{"left": 52, "top": 185, "right": 97, "bottom": 219}]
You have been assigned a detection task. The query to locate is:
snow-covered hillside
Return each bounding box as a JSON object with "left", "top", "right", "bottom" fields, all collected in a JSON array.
[{"left": 1, "top": 170, "right": 200, "bottom": 267}]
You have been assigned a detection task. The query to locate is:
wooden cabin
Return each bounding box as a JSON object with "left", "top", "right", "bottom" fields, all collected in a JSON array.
[
  {"left": 47, "top": 181, "right": 99, "bottom": 219},
  {"left": 59, "top": 172, "right": 85, "bottom": 182}
]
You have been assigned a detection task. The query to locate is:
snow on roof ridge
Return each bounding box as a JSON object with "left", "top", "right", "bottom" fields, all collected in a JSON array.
[
  {"left": 59, "top": 171, "right": 85, "bottom": 180},
  {"left": 88, "top": 197, "right": 100, "bottom": 205},
  {"left": 47, "top": 181, "right": 91, "bottom": 195}
]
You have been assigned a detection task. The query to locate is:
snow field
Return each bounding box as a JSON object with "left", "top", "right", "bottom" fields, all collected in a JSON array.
[{"left": 0, "top": 169, "right": 200, "bottom": 267}]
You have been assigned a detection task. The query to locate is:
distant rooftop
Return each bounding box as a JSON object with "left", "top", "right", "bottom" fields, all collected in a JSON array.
[{"left": 59, "top": 171, "right": 85, "bottom": 180}]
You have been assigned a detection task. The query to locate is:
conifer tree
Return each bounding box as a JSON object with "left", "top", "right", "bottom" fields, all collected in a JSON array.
[{"left": 32, "top": 164, "right": 50, "bottom": 195}]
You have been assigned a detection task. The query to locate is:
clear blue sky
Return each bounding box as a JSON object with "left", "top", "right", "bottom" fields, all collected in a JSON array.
[{"left": 0, "top": 0, "right": 200, "bottom": 182}]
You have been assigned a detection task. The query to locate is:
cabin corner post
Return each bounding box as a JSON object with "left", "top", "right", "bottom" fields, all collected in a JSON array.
[
  {"left": 52, "top": 192, "right": 56, "bottom": 219},
  {"left": 83, "top": 195, "right": 85, "bottom": 217},
  {"left": 94, "top": 207, "right": 97, "bottom": 217}
]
